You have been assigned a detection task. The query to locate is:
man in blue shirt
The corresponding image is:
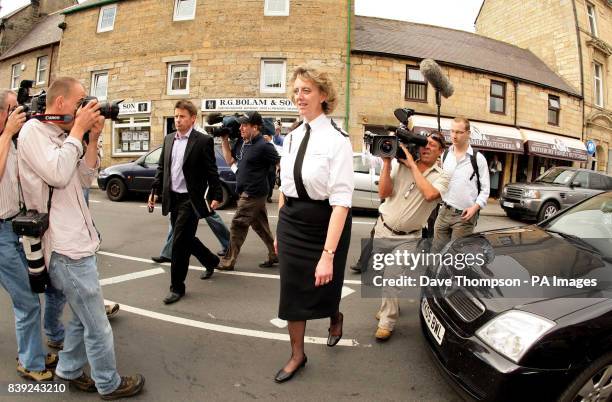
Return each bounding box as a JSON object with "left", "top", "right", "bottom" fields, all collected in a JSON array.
[{"left": 218, "top": 111, "right": 280, "bottom": 271}]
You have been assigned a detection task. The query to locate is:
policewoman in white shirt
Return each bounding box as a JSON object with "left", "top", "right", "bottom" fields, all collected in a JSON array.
[{"left": 274, "top": 66, "right": 354, "bottom": 383}]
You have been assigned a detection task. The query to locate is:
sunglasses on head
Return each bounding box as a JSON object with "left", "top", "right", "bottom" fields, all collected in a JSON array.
[{"left": 427, "top": 132, "right": 446, "bottom": 148}]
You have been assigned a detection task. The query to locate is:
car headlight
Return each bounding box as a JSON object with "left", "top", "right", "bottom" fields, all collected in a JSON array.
[
  {"left": 476, "top": 310, "right": 555, "bottom": 363},
  {"left": 522, "top": 189, "right": 540, "bottom": 199},
  {"left": 502, "top": 186, "right": 508, "bottom": 196},
  {"left": 99, "top": 169, "right": 109, "bottom": 178}
]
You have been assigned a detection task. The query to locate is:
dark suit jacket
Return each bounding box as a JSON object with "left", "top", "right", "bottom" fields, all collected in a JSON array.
[{"left": 151, "top": 129, "right": 222, "bottom": 218}]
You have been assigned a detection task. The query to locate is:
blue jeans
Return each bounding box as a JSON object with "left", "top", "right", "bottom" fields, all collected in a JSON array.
[
  {"left": 49, "top": 252, "right": 121, "bottom": 395},
  {"left": 161, "top": 211, "right": 229, "bottom": 259},
  {"left": 0, "top": 221, "right": 47, "bottom": 371}
]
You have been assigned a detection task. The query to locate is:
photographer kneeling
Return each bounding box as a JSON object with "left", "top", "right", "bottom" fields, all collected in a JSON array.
[
  {"left": 17, "top": 77, "right": 144, "bottom": 399},
  {"left": 370, "top": 133, "right": 448, "bottom": 341}
]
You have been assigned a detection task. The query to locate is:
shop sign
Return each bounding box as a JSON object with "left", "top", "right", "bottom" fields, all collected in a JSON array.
[
  {"left": 527, "top": 140, "right": 588, "bottom": 161},
  {"left": 119, "top": 101, "right": 151, "bottom": 115},
  {"left": 412, "top": 124, "right": 523, "bottom": 153},
  {"left": 202, "top": 98, "right": 297, "bottom": 113}
]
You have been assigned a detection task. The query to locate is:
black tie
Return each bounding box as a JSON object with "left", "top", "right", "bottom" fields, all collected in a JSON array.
[{"left": 293, "top": 123, "right": 311, "bottom": 200}]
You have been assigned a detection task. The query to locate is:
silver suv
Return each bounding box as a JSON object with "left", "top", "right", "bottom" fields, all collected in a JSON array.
[{"left": 500, "top": 167, "right": 612, "bottom": 221}]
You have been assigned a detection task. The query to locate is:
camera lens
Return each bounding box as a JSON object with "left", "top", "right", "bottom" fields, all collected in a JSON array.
[{"left": 380, "top": 140, "right": 393, "bottom": 154}]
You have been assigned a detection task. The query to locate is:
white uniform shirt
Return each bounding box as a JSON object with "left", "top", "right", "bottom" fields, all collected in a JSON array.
[
  {"left": 280, "top": 114, "right": 354, "bottom": 207},
  {"left": 441, "top": 145, "right": 490, "bottom": 210}
]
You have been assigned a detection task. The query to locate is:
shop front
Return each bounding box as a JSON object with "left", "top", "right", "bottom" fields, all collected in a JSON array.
[
  {"left": 110, "top": 101, "right": 152, "bottom": 158},
  {"left": 520, "top": 129, "right": 588, "bottom": 181}
]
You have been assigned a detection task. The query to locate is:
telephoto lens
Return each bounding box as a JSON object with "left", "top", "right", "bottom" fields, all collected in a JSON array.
[{"left": 21, "top": 236, "right": 49, "bottom": 293}]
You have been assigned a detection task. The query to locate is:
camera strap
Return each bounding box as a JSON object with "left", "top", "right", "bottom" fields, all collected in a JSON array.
[{"left": 32, "top": 114, "right": 74, "bottom": 123}]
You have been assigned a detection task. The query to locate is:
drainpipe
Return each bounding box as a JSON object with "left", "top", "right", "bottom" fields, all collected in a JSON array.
[
  {"left": 345, "top": 0, "right": 351, "bottom": 132},
  {"left": 513, "top": 79, "right": 518, "bottom": 127},
  {"left": 571, "top": 0, "right": 586, "bottom": 152}
]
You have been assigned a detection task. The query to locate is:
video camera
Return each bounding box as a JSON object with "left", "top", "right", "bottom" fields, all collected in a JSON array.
[
  {"left": 363, "top": 108, "right": 428, "bottom": 160},
  {"left": 206, "top": 113, "right": 241, "bottom": 140}
]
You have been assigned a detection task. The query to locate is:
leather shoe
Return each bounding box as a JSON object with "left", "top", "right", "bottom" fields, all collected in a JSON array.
[
  {"left": 151, "top": 256, "right": 171, "bottom": 263},
  {"left": 259, "top": 255, "right": 279, "bottom": 268},
  {"left": 200, "top": 267, "right": 214, "bottom": 280},
  {"left": 216, "top": 248, "right": 228, "bottom": 257},
  {"left": 349, "top": 263, "right": 362, "bottom": 273},
  {"left": 163, "top": 292, "right": 183, "bottom": 304},
  {"left": 274, "top": 355, "right": 307, "bottom": 383},
  {"left": 327, "top": 312, "right": 343, "bottom": 347},
  {"left": 375, "top": 327, "right": 392, "bottom": 341}
]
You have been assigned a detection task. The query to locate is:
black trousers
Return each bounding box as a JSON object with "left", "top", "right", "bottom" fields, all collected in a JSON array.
[{"left": 169, "top": 192, "right": 218, "bottom": 294}]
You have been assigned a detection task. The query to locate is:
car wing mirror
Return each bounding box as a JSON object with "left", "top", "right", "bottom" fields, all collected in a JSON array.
[{"left": 570, "top": 182, "right": 581, "bottom": 188}]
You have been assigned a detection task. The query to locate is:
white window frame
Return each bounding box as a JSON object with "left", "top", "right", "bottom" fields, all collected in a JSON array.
[
  {"left": 167, "top": 62, "right": 190, "bottom": 95},
  {"left": 594, "top": 62, "right": 604, "bottom": 107},
  {"left": 36, "top": 56, "right": 48, "bottom": 85},
  {"left": 91, "top": 71, "right": 109, "bottom": 101},
  {"left": 260, "top": 59, "right": 286, "bottom": 94},
  {"left": 264, "top": 0, "right": 290, "bottom": 16},
  {"left": 97, "top": 4, "right": 117, "bottom": 33},
  {"left": 173, "top": 0, "right": 196, "bottom": 21},
  {"left": 11, "top": 63, "right": 21, "bottom": 90},
  {"left": 587, "top": 3, "right": 598, "bottom": 36},
  {"left": 112, "top": 116, "right": 152, "bottom": 157}
]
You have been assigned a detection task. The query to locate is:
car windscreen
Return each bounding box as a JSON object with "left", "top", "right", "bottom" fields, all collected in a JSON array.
[
  {"left": 542, "top": 192, "right": 612, "bottom": 259},
  {"left": 534, "top": 167, "right": 574, "bottom": 184}
]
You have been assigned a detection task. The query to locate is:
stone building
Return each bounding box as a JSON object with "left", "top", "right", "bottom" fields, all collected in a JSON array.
[
  {"left": 476, "top": 0, "right": 612, "bottom": 174},
  {"left": 350, "top": 16, "right": 586, "bottom": 188},
  {"left": 56, "top": 0, "right": 351, "bottom": 165}
]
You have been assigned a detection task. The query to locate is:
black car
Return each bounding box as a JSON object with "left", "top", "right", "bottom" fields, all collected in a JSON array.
[
  {"left": 97, "top": 145, "right": 237, "bottom": 209},
  {"left": 420, "top": 191, "right": 612, "bottom": 402}
]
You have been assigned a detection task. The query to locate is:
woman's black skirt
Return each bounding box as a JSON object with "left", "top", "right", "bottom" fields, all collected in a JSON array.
[{"left": 277, "top": 197, "right": 352, "bottom": 321}]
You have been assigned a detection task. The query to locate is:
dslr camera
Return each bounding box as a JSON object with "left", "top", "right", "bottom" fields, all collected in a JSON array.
[
  {"left": 16, "top": 80, "right": 46, "bottom": 119},
  {"left": 363, "top": 108, "right": 428, "bottom": 160},
  {"left": 12, "top": 210, "right": 50, "bottom": 293}
]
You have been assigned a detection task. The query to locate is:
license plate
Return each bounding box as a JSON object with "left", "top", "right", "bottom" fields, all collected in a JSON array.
[
  {"left": 421, "top": 298, "right": 445, "bottom": 345},
  {"left": 503, "top": 201, "right": 514, "bottom": 208}
]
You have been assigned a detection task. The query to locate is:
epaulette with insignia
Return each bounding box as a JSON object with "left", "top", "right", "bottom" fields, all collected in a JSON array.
[{"left": 330, "top": 119, "right": 349, "bottom": 137}]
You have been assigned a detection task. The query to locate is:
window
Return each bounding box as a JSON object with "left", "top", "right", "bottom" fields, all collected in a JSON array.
[
  {"left": 264, "top": 0, "right": 289, "bottom": 16},
  {"left": 548, "top": 95, "right": 560, "bottom": 125},
  {"left": 572, "top": 171, "right": 589, "bottom": 187},
  {"left": 588, "top": 173, "right": 606, "bottom": 190},
  {"left": 405, "top": 66, "right": 427, "bottom": 101},
  {"left": 167, "top": 63, "right": 190, "bottom": 95},
  {"left": 97, "top": 4, "right": 116, "bottom": 32},
  {"left": 11, "top": 63, "right": 21, "bottom": 90},
  {"left": 173, "top": 0, "right": 196, "bottom": 21},
  {"left": 587, "top": 3, "right": 598, "bottom": 36},
  {"left": 35, "top": 56, "right": 48, "bottom": 85},
  {"left": 113, "top": 116, "right": 151, "bottom": 156},
  {"left": 260, "top": 59, "right": 286, "bottom": 93},
  {"left": 91, "top": 71, "right": 108, "bottom": 100},
  {"left": 594, "top": 62, "right": 604, "bottom": 107},
  {"left": 144, "top": 147, "right": 162, "bottom": 166},
  {"left": 490, "top": 80, "right": 506, "bottom": 114}
]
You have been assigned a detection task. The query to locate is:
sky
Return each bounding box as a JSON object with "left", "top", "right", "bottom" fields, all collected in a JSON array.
[{"left": 0, "top": 0, "right": 485, "bottom": 31}]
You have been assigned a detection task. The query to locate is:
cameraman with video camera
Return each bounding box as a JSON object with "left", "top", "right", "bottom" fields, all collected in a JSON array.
[
  {"left": 367, "top": 131, "right": 449, "bottom": 342},
  {"left": 0, "top": 88, "right": 66, "bottom": 381},
  {"left": 217, "top": 111, "right": 280, "bottom": 271},
  {"left": 18, "top": 77, "right": 144, "bottom": 398}
]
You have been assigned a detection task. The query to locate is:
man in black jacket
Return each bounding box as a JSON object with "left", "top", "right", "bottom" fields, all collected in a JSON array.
[{"left": 149, "top": 100, "right": 222, "bottom": 304}]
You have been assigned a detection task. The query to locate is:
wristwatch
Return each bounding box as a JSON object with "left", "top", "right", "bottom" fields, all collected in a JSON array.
[{"left": 323, "top": 249, "right": 335, "bottom": 256}]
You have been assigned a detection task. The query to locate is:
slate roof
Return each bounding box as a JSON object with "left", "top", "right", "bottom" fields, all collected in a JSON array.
[
  {"left": 0, "top": 13, "right": 64, "bottom": 60},
  {"left": 353, "top": 16, "right": 580, "bottom": 97}
]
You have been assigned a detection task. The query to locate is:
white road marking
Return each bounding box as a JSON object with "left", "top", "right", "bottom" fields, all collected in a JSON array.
[
  {"left": 89, "top": 200, "right": 101, "bottom": 203},
  {"left": 270, "top": 318, "right": 287, "bottom": 328},
  {"left": 97, "top": 251, "right": 362, "bottom": 285},
  {"left": 100, "top": 268, "right": 165, "bottom": 286},
  {"left": 105, "top": 299, "right": 359, "bottom": 346},
  {"left": 341, "top": 286, "right": 356, "bottom": 299}
]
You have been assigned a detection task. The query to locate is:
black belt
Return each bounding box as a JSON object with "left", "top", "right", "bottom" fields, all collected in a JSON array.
[
  {"left": 441, "top": 202, "right": 463, "bottom": 214},
  {"left": 171, "top": 191, "right": 190, "bottom": 200},
  {"left": 379, "top": 214, "right": 419, "bottom": 236},
  {"left": 0, "top": 213, "right": 19, "bottom": 223},
  {"left": 283, "top": 195, "right": 330, "bottom": 206}
]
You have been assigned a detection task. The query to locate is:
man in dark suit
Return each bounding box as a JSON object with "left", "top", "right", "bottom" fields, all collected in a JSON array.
[{"left": 149, "top": 100, "right": 222, "bottom": 304}]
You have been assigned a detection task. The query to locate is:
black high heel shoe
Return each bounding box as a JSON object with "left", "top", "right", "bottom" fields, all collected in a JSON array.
[
  {"left": 327, "top": 312, "right": 343, "bottom": 347},
  {"left": 274, "top": 355, "right": 307, "bottom": 383}
]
